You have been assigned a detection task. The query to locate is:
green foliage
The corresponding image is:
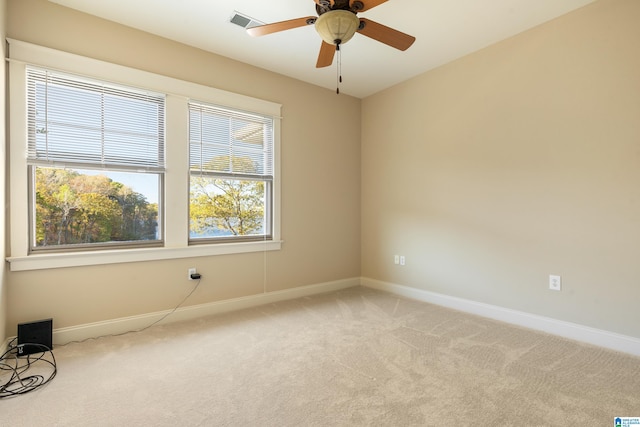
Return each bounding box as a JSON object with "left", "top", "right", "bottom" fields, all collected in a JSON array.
[
  {"left": 190, "top": 156, "right": 266, "bottom": 237},
  {"left": 34, "top": 168, "right": 158, "bottom": 247}
]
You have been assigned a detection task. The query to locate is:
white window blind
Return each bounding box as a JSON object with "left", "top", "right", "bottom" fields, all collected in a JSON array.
[
  {"left": 189, "top": 101, "right": 274, "bottom": 180},
  {"left": 27, "top": 68, "right": 165, "bottom": 171}
]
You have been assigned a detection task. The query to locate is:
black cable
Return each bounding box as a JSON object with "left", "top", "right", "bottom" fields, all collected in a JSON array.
[
  {"left": 136, "top": 278, "right": 202, "bottom": 332},
  {"left": 0, "top": 343, "right": 57, "bottom": 399},
  {"left": 58, "top": 278, "right": 202, "bottom": 347}
]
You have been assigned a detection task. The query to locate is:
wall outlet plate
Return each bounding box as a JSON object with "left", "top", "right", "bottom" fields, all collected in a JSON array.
[{"left": 549, "top": 275, "right": 561, "bottom": 291}]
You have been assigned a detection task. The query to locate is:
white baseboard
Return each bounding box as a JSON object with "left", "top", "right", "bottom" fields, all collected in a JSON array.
[
  {"left": 361, "top": 277, "right": 640, "bottom": 357},
  {"left": 51, "top": 277, "right": 360, "bottom": 346},
  {"left": 13, "top": 276, "right": 639, "bottom": 357}
]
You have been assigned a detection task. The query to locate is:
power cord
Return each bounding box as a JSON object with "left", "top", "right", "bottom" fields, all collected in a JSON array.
[
  {"left": 59, "top": 278, "right": 202, "bottom": 347},
  {"left": 0, "top": 341, "right": 57, "bottom": 399},
  {"left": 135, "top": 278, "right": 202, "bottom": 333}
]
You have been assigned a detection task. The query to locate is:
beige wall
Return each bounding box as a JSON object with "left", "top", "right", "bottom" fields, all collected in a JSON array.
[
  {"left": 362, "top": 0, "right": 640, "bottom": 338},
  {"left": 1, "top": 0, "right": 7, "bottom": 346},
  {"left": 6, "top": 0, "right": 638, "bottom": 343},
  {"left": 5, "top": 0, "right": 361, "bottom": 333}
]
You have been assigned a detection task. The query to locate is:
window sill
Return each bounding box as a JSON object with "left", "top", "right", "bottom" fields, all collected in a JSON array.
[{"left": 6, "top": 240, "right": 282, "bottom": 272}]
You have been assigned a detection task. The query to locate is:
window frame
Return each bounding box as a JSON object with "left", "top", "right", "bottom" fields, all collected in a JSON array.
[
  {"left": 188, "top": 101, "right": 275, "bottom": 244},
  {"left": 26, "top": 67, "right": 167, "bottom": 252},
  {"left": 7, "top": 39, "right": 282, "bottom": 272}
]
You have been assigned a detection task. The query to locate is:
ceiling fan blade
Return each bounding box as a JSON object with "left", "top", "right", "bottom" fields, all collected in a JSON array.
[
  {"left": 357, "top": 18, "right": 416, "bottom": 51},
  {"left": 247, "top": 17, "right": 316, "bottom": 37},
  {"left": 350, "top": 0, "right": 388, "bottom": 12},
  {"left": 316, "top": 41, "right": 336, "bottom": 68}
]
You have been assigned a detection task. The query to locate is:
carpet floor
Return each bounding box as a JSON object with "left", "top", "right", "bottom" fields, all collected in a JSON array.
[{"left": 1, "top": 286, "right": 639, "bottom": 426}]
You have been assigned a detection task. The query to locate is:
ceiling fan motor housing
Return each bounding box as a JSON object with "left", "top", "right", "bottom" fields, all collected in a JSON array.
[
  {"left": 315, "top": 10, "right": 360, "bottom": 45},
  {"left": 316, "top": 0, "right": 364, "bottom": 14}
]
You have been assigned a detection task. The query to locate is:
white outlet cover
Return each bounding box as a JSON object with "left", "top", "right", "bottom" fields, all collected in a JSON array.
[{"left": 549, "top": 275, "right": 561, "bottom": 291}]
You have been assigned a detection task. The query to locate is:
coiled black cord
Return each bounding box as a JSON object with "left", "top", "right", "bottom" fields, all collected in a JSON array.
[{"left": 0, "top": 340, "right": 57, "bottom": 399}]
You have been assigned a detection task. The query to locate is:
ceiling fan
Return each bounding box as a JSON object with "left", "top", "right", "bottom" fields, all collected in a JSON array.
[{"left": 247, "top": 0, "right": 416, "bottom": 68}]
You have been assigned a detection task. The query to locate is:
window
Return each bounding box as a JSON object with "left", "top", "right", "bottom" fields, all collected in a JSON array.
[
  {"left": 189, "top": 102, "right": 274, "bottom": 243},
  {"left": 8, "top": 39, "right": 281, "bottom": 271},
  {"left": 26, "top": 68, "right": 164, "bottom": 252}
]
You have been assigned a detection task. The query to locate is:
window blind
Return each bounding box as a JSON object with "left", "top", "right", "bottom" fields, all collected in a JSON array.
[
  {"left": 189, "top": 101, "right": 274, "bottom": 180},
  {"left": 27, "top": 68, "right": 165, "bottom": 171}
]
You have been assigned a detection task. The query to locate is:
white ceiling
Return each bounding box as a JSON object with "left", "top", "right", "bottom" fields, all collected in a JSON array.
[{"left": 49, "top": 0, "right": 596, "bottom": 98}]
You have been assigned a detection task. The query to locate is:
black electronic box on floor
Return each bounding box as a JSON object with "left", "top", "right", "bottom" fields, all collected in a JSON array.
[{"left": 17, "top": 318, "right": 53, "bottom": 356}]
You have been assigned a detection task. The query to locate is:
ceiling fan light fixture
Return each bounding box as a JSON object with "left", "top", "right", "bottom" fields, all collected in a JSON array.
[{"left": 315, "top": 10, "right": 360, "bottom": 45}]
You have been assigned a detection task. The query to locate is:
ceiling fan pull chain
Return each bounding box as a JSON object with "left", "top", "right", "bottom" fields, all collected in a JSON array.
[{"left": 336, "top": 42, "right": 342, "bottom": 94}]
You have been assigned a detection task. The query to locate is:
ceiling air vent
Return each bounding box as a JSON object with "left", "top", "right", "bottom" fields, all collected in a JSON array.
[{"left": 230, "top": 11, "right": 264, "bottom": 29}]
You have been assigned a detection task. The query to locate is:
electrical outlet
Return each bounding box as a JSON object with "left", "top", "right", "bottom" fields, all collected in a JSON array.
[
  {"left": 188, "top": 268, "right": 197, "bottom": 280},
  {"left": 549, "top": 275, "right": 561, "bottom": 291},
  {"left": 394, "top": 255, "right": 400, "bottom": 265},
  {"left": 400, "top": 256, "right": 406, "bottom": 266}
]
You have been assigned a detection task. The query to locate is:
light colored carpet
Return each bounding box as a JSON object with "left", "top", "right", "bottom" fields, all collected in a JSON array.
[{"left": 1, "top": 286, "right": 639, "bottom": 426}]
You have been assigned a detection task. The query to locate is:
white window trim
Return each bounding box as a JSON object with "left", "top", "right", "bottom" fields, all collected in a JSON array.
[{"left": 6, "top": 39, "right": 282, "bottom": 272}]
